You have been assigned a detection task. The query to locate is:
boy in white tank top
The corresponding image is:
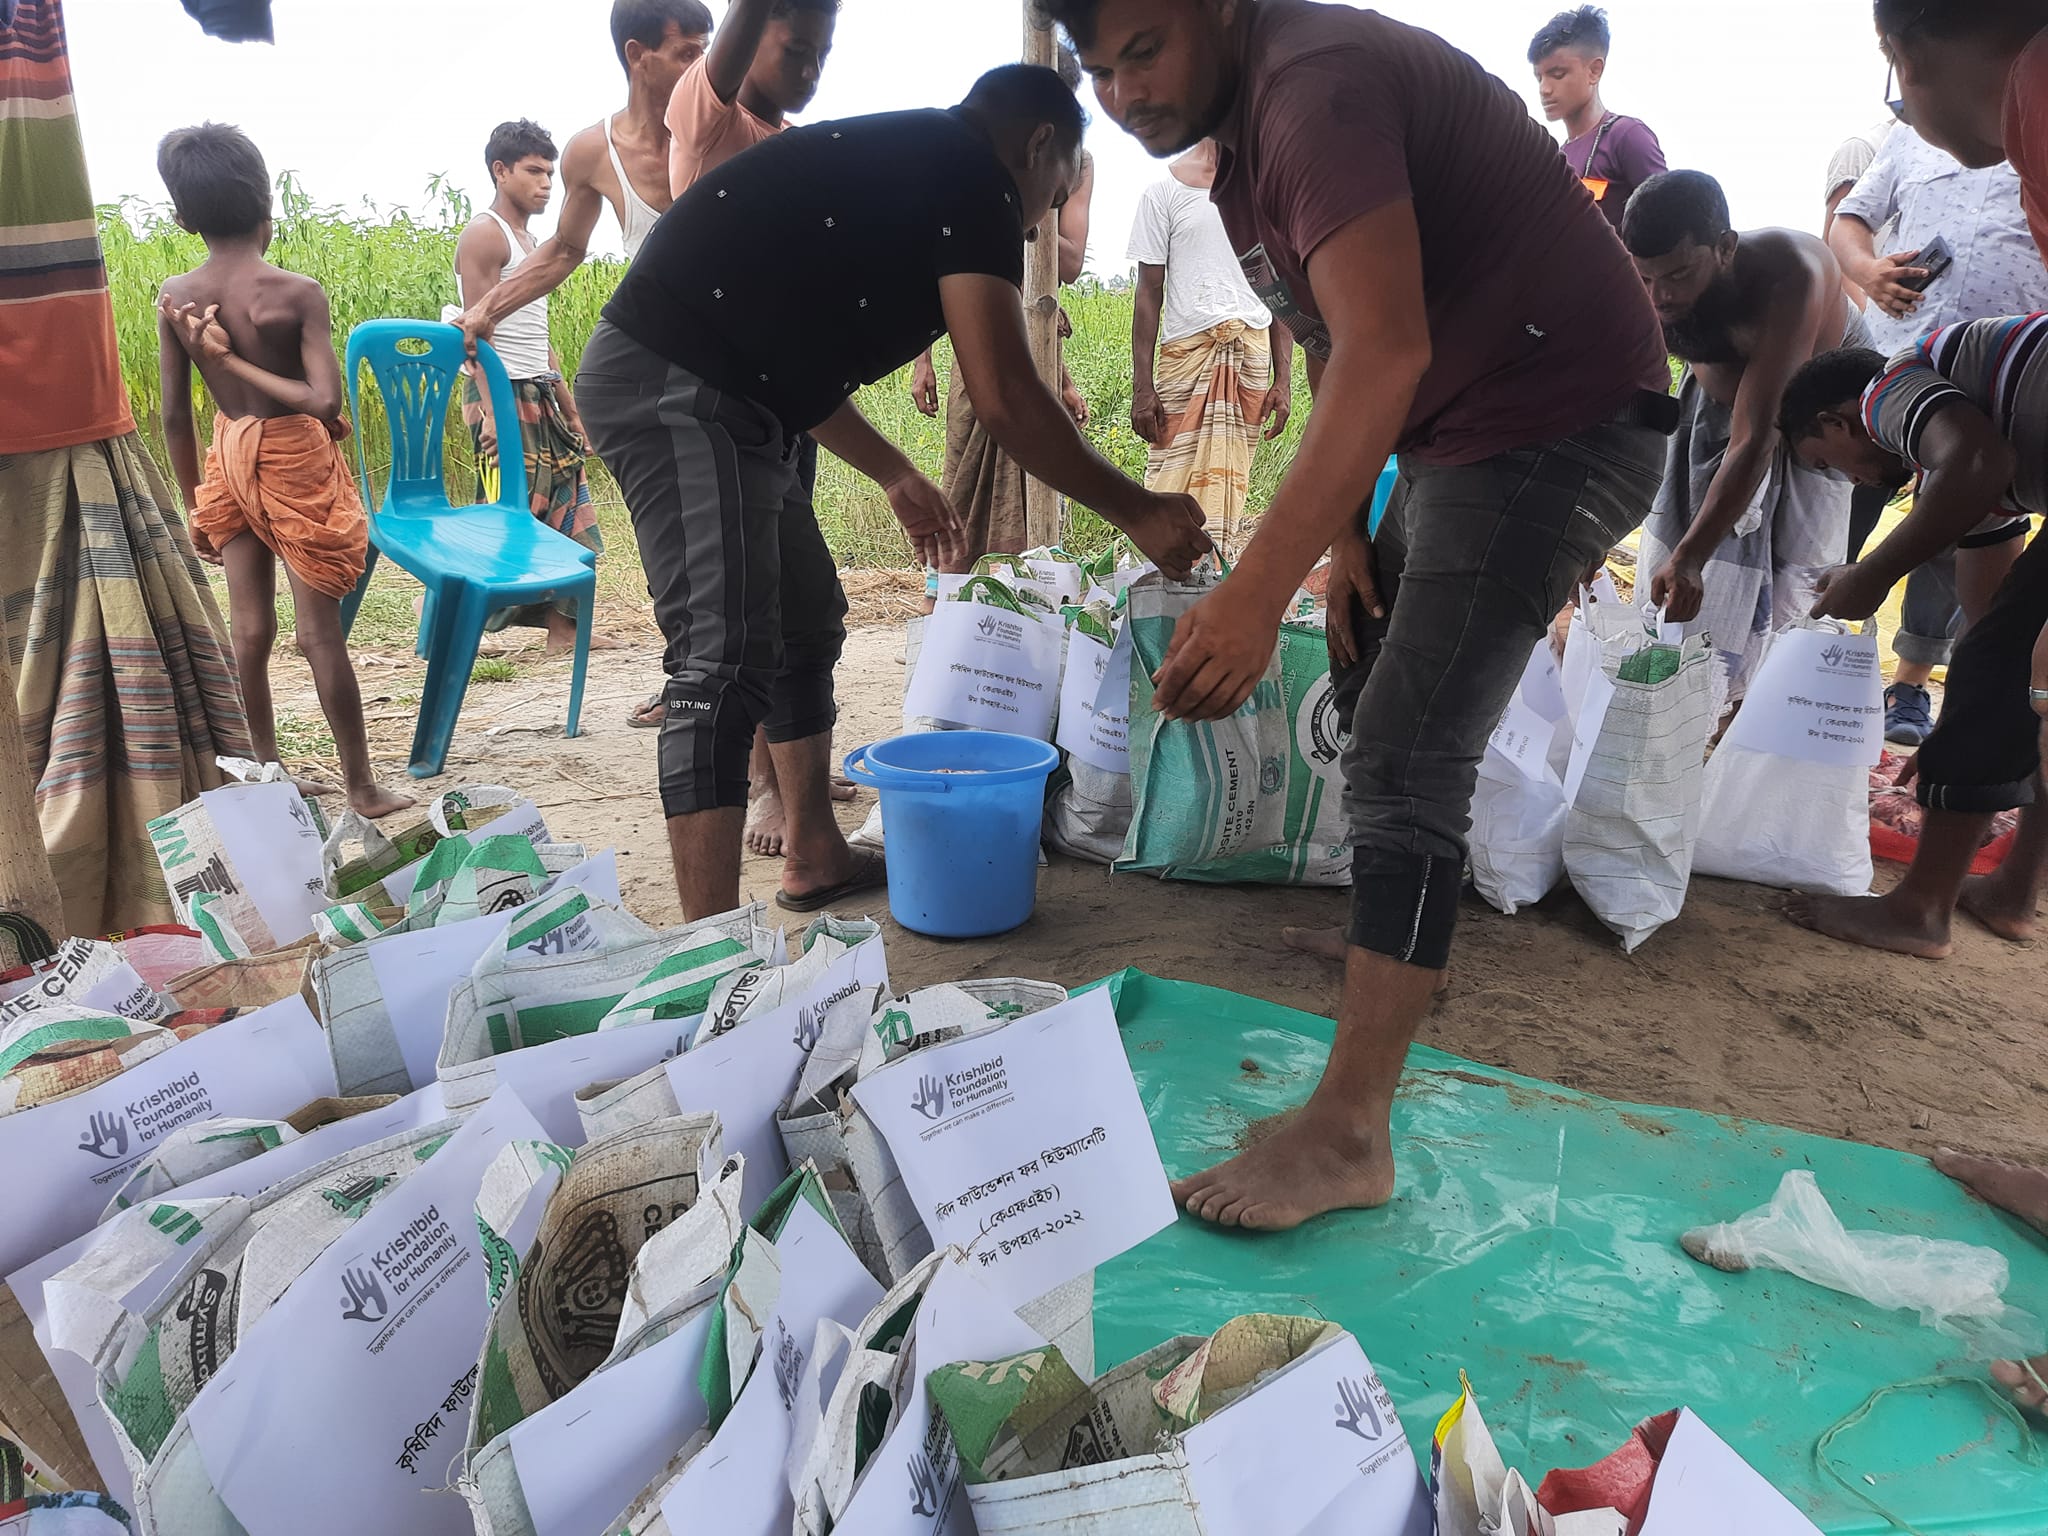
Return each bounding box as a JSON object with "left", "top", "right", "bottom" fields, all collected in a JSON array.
[
  {"left": 456, "top": 1, "right": 710, "bottom": 669},
  {"left": 455, "top": 120, "right": 606, "bottom": 653}
]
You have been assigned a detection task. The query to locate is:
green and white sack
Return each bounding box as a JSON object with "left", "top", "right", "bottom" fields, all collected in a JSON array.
[
  {"left": 787, "top": 1246, "right": 1057, "bottom": 1536},
  {"left": 775, "top": 980, "right": 1095, "bottom": 1378},
  {"left": 456, "top": 1130, "right": 741, "bottom": 1536},
  {"left": 584, "top": 1167, "right": 882, "bottom": 1536},
  {"left": 466, "top": 1114, "right": 720, "bottom": 1450},
  {"left": 64, "top": 1094, "right": 560, "bottom": 1536},
  {"left": 457, "top": 1160, "right": 744, "bottom": 1536},
  {"left": 572, "top": 918, "right": 888, "bottom": 1217},
  {"left": 312, "top": 854, "right": 618, "bottom": 1098},
  {"left": 435, "top": 904, "right": 746, "bottom": 1118},
  {"left": 0, "top": 1494, "right": 133, "bottom": 1535},
  {"left": 320, "top": 785, "right": 547, "bottom": 908},
  {"left": 51, "top": 1113, "right": 467, "bottom": 1494},
  {"left": 145, "top": 766, "right": 330, "bottom": 956},
  {"left": 1563, "top": 632, "right": 1716, "bottom": 952},
  {"left": 934, "top": 1314, "right": 1426, "bottom": 1536},
  {"left": 590, "top": 905, "right": 778, "bottom": 1035},
  {"left": 1124, "top": 573, "right": 1351, "bottom": 885}
]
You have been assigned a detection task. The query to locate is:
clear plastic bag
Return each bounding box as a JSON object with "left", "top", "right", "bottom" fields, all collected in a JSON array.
[{"left": 1681, "top": 1171, "right": 2045, "bottom": 1359}]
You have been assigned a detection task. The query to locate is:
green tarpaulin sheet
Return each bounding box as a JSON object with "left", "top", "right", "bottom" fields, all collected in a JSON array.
[{"left": 1092, "top": 971, "right": 2047, "bottom": 1533}]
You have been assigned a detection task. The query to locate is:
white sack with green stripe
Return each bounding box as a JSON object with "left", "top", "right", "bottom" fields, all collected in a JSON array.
[
  {"left": 436, "top": 905, "right": 774, "bottom": 1141},
  {"left": 1122, "top": 574, "right": 1352, "bottom": 885}
]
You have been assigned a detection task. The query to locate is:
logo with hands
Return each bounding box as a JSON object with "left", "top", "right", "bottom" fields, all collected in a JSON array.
[
  {"left": 907, "top": 1451, "right": 942, "bottom": 1517},
  {"left": 1333, "top": 1377, "right": 1384, "bottom": 1441},
  {"left": 792, "top": 1008, "right": 824, "bottom": 1054},
  {"left": 1820, "top": 643, "right": 1847, "bottom": 669},
  {"left": 339, "top": 1265, "right": 389, "bottom": 1325},
  {"left": 977, "top": 614, "right": 999, "bottom": 638},
  {"left": 77, "top": 1110, "right": 130, "bottom": 1160},
  {"left": 911, "top": 1073, "right": 947, "bottom": 1121}
]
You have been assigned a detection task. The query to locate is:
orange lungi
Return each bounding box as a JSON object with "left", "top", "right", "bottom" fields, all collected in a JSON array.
[{"left": 192, "top": 414, "right": 369, "bottom": 600}]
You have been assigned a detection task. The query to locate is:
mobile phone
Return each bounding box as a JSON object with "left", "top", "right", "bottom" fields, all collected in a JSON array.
[{"left": 1900, "top": 235, "right": 1954, "bottom": 292}]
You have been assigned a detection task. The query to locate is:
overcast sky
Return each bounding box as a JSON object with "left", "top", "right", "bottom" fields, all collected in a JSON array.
[{"left": 67, "top": 0, "right": 1892, "bottom": 272}]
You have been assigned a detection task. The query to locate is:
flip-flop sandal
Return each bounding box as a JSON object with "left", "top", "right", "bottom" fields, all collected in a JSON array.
[
  {"left": 626, "top": 692, "right": 664, "bottom": 729},
  {"left": 775, "top": 850, "right": 887, "bottom": 914}
]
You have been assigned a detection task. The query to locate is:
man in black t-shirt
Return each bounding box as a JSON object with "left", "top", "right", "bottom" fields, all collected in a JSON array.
[{"left": 579, "top": 64, "right": 1210, "bottom": 924}]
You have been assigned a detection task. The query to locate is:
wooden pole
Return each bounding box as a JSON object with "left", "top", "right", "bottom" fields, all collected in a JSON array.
[
  {"left": 0, "top": 643, "right": 63, "bottom": 968},
  {"left": 1021, "top": 4, "right": 1064, "bottom": 550}
]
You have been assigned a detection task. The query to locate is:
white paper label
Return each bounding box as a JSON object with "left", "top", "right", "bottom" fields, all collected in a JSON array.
[
  {"left": 1184, "top": 1334, "right": 1429, "bottom": 1536},
  {"left": 358, "top": 852, "right": 620, "bottom": 1094},
  {"left": 663, "top": 939, "right": 889, "bottom": 1216},
  {"left": 11, "top": 1086, "right": 452, "bottom": 1503},
  {"left": 1055, "top": 630, "right": 1132, "bottom": 775},
  {"left": 1562, "top": 666, "right": 1618, "bottom": 809},
  {"left": 827, "top": 1255, "right": 1046, "bottom": 1536},
  {"left": 1718, "top": 627, "right": 1883, "bottom": 768},
  {"left": 1637, "top": 1410, "right": 1823, "bottom": 1536},
  {"left": 504, "top": 1311, "right": 715, "bottom": 1533},
  {"left": 905, "top": 602, "right": 1062, "bottom": 739},
  {"left": 658, "top": 1200, "right": 884, "bottom": 1536},
  {"left": 0, "top": 998, "right": 338, "bottom": 1278},
  {"left": 851, "top": 991, "right": 1174, "bottom": 1309},
  {"left": 205, "top": 780, "right": 328, "bottom": 945},
  {"left": 186, "top": 1089, "right": 553, "bottom": 1536}
]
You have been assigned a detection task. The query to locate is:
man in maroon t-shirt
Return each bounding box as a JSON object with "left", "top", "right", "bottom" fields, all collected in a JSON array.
[
  {"left": 1046, "top": 0, "right": 1672, "bottom": 1233},
  {"left": 1531, "top": 4, "right": 1667, "bottom": 231}
]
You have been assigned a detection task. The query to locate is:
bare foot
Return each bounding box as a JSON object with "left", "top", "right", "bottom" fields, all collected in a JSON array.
[
  {"left": 628, "top": 692, "right": 665, "bottom": 729},
  {"left": 291, "top": 774, "right": 341, "bottom": 799},
  {"left": 348, "top": 783, "right": 418, "bottom": 819},
  {"left": 1992, "top": 1356, "right": 2048, "bottom": 1415},
  {"left": 1959, "top": 872, "right": 2040, "bottom": 943},
  {"left": 1785, "top": 891, "right": 1952, "bottom": 959},
  {"left": 1170, "top": 1108, "right": 1394, "bottom": 1231},
  {"left": 831, "top": 776, "right": 859, "bottom": 803},
  {"left": 1933, "top": 1148, "right": 2048, "bottom": 1238},
  {"left": 745, "top": 788, "right": 787, "bottom": 858},
  {"left": 1281, "top": 925, "right": 1347, "bottom": 962},
  {"left": 542, "top": 616, "right": 621, "bottom": 655}
]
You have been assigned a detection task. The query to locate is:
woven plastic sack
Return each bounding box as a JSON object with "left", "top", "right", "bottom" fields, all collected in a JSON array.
[
  {"left": 456, "top": 1143, "right": 745, "bottom": 1536},
  {"left": 938, "top": 1314, "right": 1415, "bottom": 1536},
  {"left": 775, "top": 980, "right": 1067, "bottom": 1288},
  {"left": 1124, "top": 573, "right": 1350, "bottom": 885},
  {"left": 51, "top": 1116, "right": 463, "bottom": 1486},
  {"left": 1563, "top": 634, "right": 1715, "bottom": 951}
]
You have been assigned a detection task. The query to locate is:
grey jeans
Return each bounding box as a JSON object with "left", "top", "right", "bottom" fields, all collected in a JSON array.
[
  {"left": 577, "top": 322, "right": 848, "bottom": 817},
  {"left": 1334, "top": 422, "right": 1666, "bottom": 969}
]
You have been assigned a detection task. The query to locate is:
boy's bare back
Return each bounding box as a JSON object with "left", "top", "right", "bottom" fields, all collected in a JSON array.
[{"left": 161, "top": 256, "right": 333, "bottom": 421}]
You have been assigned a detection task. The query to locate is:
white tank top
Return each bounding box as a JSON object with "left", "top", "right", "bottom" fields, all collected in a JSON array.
[
  {"left": 605, "top": 114, "right": 662, "bottom": 259},
  {"left": 472, "top": 209, "right": 552, "bottom": 379}
]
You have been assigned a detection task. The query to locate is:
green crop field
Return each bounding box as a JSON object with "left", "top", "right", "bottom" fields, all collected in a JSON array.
[{"left": 101, "top": 177, "right": 1313, "bottom": 642}]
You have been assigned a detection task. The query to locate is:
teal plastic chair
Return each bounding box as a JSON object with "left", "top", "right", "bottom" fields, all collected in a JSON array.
[{"left": 340, "top": 319, "right": 595, "bottom": 778}]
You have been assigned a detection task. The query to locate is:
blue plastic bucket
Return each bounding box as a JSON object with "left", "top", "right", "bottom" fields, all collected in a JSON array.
[{"left": 844, "top": 731, "right": 1060, "bottom": 939}]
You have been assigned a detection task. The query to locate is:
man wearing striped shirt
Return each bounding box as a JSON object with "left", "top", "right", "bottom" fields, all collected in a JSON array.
[{"left": 1776, "top": 315, "right": 2048, "bottom": 959}]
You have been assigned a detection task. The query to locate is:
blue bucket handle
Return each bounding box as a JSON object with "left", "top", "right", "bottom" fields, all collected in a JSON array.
[{"left": 843, "top": 744, "right": 951, "bottom": 794}]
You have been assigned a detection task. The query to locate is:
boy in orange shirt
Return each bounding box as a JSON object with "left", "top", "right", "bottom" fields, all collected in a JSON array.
[
  {"left": 156, "top": 123, "right": 414, "bottom": 819},
  {"left": 665, "top": 0, "right": 835, "bottom": 198}
]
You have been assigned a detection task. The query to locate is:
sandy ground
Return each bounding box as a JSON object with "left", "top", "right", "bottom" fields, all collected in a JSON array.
[{"left": 287, "top": 604, "right": 2046, "bottom": 1169}]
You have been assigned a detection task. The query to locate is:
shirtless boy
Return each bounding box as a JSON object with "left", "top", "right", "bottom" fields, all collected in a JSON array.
[{"left": 156, "top": 123, "right": 413, "bottom": 819}]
